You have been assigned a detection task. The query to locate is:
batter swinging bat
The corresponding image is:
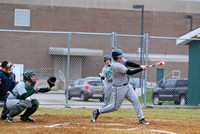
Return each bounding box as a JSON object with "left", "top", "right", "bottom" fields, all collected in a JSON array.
[
  {"left": 147, "top": 61, "right": 165, "bottom": 68},
  {"left": 96, "top": 63, "right": 104, "bottom": 86}
]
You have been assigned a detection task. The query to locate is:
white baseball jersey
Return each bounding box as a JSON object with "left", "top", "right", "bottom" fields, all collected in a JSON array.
[
  {"left": 7, "top": 81, "right": 40, "bottom": 100},
  {"left": 112, "top": 58, "right": 129, "bottom": 86},
  {"left": 102, "top": 65, "right": 112, "bottom": 82},
  {"left": 99, "top": 58, "right": 145, "bottom": 120}
]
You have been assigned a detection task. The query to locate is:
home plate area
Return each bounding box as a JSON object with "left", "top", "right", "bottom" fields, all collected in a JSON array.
[
  {"left": 0, "top": 115, "right": 199, "bottom": 134},
  {"left": 29, "top": 122, "right": 177, "bottom": 134}
]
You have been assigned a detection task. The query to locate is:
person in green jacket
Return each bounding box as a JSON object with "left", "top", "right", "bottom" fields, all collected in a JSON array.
[{"left": 6, "top": 71, "right": 54, "bottom": 123}]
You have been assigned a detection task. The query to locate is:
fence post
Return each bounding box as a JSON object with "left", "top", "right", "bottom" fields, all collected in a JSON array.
[
  {"left": 65, "top": 32, "right": 71, "bottom": 107},
  {"left": 110, "top": 32, "right": 116, "bottom": 55},
  {"left": 144, "top": 33, "right": 149, "bottom": 108},
  {"left": 140, "top": 34, "right": 146, "bottom": 105},
  {"left": 111, "top": 32, "right": 117, "bottom": 54},
  {"left": 114, "top": 32, "right": 117, "bottom": 49}
]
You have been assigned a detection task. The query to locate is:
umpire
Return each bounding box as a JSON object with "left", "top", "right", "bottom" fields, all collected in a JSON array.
[{"left": 0, "top": 61, "right": 16, "bottom": 120}]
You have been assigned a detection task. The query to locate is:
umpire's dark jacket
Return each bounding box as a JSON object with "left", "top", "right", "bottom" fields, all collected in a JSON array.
[{"left": 0, "top": 70, "right": 16, "bottom": 97}]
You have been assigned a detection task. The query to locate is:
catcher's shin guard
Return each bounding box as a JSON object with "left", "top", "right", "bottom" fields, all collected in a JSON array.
[
  {"left": 7, "top": 101, "right": 27, "bottom": 118},
  {"left": 21, "top": 99, "right": 39, "bottom": 118}
]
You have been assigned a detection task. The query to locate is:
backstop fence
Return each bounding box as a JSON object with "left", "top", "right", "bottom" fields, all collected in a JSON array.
[{"left": 0, "top": 29, "right": 200, "bottom": 108}]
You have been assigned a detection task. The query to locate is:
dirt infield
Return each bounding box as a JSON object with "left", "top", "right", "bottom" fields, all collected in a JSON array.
[{"left": 0, "top": 114, "right": 200, "bottom": 134}]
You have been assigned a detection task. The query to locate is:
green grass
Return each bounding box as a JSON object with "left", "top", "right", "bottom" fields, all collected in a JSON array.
[
  {"left": 143, "top": 108, "right": 200, "bottom": 120},
  {"left": 138, "top": 88, "right": 154, "bottom": 104},
  {"left": 146, "top": 88, "right": 154, "bottom": 104},
  {"left": 49, "top": 89, "right": 57, "bottom": 91},
  {"left": 1, "top": 107, "right": 199, "bottom": 121}
]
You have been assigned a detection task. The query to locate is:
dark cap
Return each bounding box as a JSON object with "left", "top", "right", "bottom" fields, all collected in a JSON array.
[
  {"left": 1, "top": 61, "right": 8, "bottom": 68},
  {"left": 1, "top": 61, "right": 12, "bottom": 68}
]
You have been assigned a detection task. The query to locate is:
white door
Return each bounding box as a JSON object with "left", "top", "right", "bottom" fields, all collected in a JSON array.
[{"left": 12, "top": 64, "right": 24, "bottom": 82}]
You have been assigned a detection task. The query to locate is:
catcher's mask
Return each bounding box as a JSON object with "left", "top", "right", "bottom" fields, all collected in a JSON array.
[
  {"left": 1, "top": 61, "right": 13, "bottom": 74},
  {"left": 23, "top": 71, "right": 36, "bottom": 85},
  {"left": 112, "top": 49, "right": 123, "bottom": 61}
]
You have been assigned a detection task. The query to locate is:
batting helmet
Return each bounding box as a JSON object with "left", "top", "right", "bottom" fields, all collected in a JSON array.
[
  {"left": 104, "top": 55, "right": 111, "bottom": 62},
  {"left": 24, "top": 71, "right": 36, "bottom": 85},
  {"left": 112, "top": 49, "right": 123, "bottom": 61}
]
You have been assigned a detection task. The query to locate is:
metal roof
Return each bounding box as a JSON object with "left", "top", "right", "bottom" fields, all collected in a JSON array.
[
  {"left": 176, "top": 27, "right": 200, "bottom": 45},
  {"left": 49, "top": 47, "right": 103, "bottom": 56}
]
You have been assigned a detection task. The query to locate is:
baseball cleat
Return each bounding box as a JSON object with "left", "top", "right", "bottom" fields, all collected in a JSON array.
[
  {"left": 6, "top": 116, "right": 16, "bottom": 123},
  {"left": 92, "top": 109, "right": 99, "bottom": 122},
  {"left": 1, "top": 115, "right": 7, "bottom": 120},
  {"left": 139, "top": 118, "right": 150, "bottom": 125},
  {"left": 20, "top": 116, "right": 35, "bottom": 122}
]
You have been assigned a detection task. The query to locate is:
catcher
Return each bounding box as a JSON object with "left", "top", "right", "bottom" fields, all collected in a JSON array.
[{"left": 6, "top": 71, "right": 56, "bottom": 123}]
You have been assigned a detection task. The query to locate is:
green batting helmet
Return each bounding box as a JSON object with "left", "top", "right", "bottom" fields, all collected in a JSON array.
[
  {"left": 24, "top": 71, "right": 36, "bottom": 84},
  {"left": 104, "top": 55, "right": 111, "bottom": 62},
  {"left": 112, "top": 49, "right": 123, "bottom": 61}
]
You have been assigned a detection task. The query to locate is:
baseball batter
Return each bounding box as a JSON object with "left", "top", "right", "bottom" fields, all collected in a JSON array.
[
  {"left": 92, "top": 49, "right": 150, "bottom": 125},
  {"left": 6, "top": 71, "right": 56, "bottom": 123},
  {"left": 100, "top": 55, "right": 113, "bottom": 107}
]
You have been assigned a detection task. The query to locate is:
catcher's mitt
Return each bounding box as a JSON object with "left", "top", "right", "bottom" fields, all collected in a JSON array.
[{"left": 47, "top": 76, "right": 56, "bottom": 88}]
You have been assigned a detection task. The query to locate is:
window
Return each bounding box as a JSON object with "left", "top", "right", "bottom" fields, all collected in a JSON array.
[
  {"left": 176, "top": 80, "right": 188, "bottom": 87},
  {"left": 164, "top": 80, "right": 176, "bottom": 88},
  {"left": 14, "top": 9, "right": 30, "bottom": 27},
  {"left": 78, "top": 80, "right": 84, "bottom": 85},
  {"left": 72, "top": 80, "right": 80, "bottom": 87},
  {"left": 87, "top": 81, "right": 102, "bottom": 86}
]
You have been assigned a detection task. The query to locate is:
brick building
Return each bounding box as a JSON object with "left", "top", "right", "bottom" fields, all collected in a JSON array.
[{"left": 0, "top": 0, "right": 200, "bottom": 85}]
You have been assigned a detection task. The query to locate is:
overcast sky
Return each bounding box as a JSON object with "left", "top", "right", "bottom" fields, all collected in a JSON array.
[{"left": 178, "top": 0, "right": 200, "bottom": 2}]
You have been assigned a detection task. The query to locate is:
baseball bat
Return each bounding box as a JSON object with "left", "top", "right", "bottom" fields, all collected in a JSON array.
[
  {"left": 147, "top": 61, "right": 165, "bottom": 68},
  {"left": 96, "top": 63, "right": 104, "bottom": 86}
]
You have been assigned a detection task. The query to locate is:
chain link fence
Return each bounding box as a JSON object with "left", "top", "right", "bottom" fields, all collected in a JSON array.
[
  {"left": 145, "top": 35, "right": 200, "bottom": 108},
  {"left": 145, "top": 36, "right": 189, "bottom": 107},
  {"left": 0, "top": 29, "right": 200, "bottom": 108},
  {"left": 66, "top": 32, "right": 112, "bottom": 106}
]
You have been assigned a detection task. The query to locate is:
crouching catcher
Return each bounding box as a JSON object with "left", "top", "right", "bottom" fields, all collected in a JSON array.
[{"left": 6, "top": 71, "right": 56, "bottom": 123}]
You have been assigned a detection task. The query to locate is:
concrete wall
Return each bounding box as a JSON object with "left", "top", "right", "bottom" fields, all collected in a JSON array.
[
  {"left": 53, "top": 56, "right": 82, "bottom": 90},
  {"left": 54, "top": 56, "right": 82, "bottom": 81}
]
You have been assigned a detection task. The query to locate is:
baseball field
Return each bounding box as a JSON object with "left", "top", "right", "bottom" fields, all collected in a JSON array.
[{"left": 0, "top": 107, "right": 200, "bottom": 134}]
